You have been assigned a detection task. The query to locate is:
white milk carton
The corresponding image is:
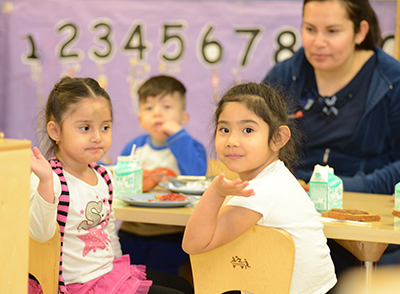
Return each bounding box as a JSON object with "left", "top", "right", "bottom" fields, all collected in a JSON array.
[
  {"left": 309, "top": 164, "right": 343, "bottom": 213},
  {"left": 394, "top": 183, "right": 400, "bottom": 230},
  {"left": 114, "top": 155, "right": 143, "bottom": 197},
  {"left": 394, "top": 182, "right": 400, "bottom": 211}
]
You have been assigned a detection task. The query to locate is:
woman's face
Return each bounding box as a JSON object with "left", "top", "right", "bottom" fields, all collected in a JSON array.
[{"left": 302, "top": 0, "right": 362, "bottom": 73}]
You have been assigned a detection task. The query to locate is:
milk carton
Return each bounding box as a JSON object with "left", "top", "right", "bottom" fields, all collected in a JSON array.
[
  {"left": 394, "top": 182, "right": 400, "bottom": 211},
  {"left": 114, "top": 155, "right": 143, "bottom": 197},
  {"left": 309, "top": 164, "right": 343, "bottom": 212}
]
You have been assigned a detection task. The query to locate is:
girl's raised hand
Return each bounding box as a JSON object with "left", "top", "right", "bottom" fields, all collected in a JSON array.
[
  {"left": 30, "top": 147, "right": 55, "bottom": 203},
  {"left": 211, "top": 173, "right": 255, "bottom": 198},
  {"left": 30, "top": 146, "right": 52, "bottom": 181}
]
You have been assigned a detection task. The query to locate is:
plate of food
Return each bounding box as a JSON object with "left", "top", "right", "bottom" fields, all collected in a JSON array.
[
  {"left": 158, "top": 176, "right": 213, "bottom": 195},
  {"left": 117, "top": 192, "right": 199, "bottom": 208}
]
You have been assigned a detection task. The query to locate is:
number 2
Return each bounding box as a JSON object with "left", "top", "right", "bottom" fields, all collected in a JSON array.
[{"left": 55, "top": 21, "right": 84, "bottom": 62}]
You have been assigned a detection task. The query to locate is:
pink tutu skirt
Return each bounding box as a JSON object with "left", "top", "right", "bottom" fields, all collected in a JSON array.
[
  {"left": 28, "top": 278, "right": 43, "bottom": 294},
  {"left": 66, "top": 255, "right": 152, "bottom": 294}
]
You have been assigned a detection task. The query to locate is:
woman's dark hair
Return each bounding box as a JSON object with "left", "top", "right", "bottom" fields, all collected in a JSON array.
[
  {"left": 213, "top": 82, "right": 299, "bottom": 171},
  {"left": 303, "top": 0, "right": 382, "bottom": 49},
  {"left": 38, "top": 76, "right": 113, "bottom": 158}
]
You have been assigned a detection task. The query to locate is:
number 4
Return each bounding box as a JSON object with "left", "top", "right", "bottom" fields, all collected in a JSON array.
[{"left": 121, "top": 21, "right": 152, "bottom": 62}]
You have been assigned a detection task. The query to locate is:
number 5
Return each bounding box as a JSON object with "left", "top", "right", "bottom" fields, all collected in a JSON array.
[{"left": 160, "top": 23, "right": 187, "bottom": 63}]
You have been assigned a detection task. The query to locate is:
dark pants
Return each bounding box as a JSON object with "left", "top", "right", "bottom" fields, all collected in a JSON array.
[
  {"left": 147, "top": 269, "right": 193, "bottom": 294},
  {"left": 118, "top": 230, "right": 189, "bottom": 275}
]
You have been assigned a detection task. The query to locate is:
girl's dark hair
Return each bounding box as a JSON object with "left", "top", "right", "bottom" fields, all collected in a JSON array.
[
  {"left": 213, "top": 82, "right": 299, "bottom": 171},
  {"left": 303, "top": 0, "right": 382, "bottom": 49},
  {"left": 38, "top": 76, "right": 113, "bottom": 158}
]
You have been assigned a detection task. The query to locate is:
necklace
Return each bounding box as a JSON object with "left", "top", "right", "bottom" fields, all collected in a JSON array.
[{"left": 299, "top": 89, "right": 354, "bottom": 122}]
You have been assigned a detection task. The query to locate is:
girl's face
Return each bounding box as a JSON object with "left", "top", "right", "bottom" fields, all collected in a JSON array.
[
  {"left": 215, "top": 102, "right": 280, "bottom": 181},
  {"left": 52, "top": 97, "right": 112, "bottom": 168},
  {"left": 302, "top": 0, "right": 362, "bottom": 73}
]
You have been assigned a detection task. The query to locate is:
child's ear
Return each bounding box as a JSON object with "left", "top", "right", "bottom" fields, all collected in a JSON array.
[
  {"left": 271, "top": 125, "right": 291, "bottom": 152},
  {"left": 181, "top": 111, "right": 190, "bottom": 125},
  {"left": 47, "top": 121, "right": 61, "bottom": 143},
  {"left": 137, "top": 113, "right": 143, "bottom": 127}
]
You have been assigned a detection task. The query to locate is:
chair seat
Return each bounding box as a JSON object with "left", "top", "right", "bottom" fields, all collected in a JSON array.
[{"left": 28, "top": 224, "right": 60, "bottom": 294}]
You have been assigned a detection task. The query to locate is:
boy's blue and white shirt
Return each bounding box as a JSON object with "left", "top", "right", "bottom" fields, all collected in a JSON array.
[{"left": 121, "top": 129, "right": 207, "bottom": 176}]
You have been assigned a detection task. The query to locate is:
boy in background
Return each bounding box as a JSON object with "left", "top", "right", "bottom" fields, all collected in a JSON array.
[{"left": 119, "top": 75, "right": 207, "bottom": 276}]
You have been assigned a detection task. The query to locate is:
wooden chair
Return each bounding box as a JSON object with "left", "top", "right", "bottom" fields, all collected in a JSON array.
[
  {"left": 28, "top": 224, "right": 61, "bottom": 294},
  {"left": 395, "top": 0, "right": 400, "bottom": 60},
  {"left": 189, "top": 225, "right": 295, "bottom": 294},
  {"left": 207, "top": 158, "right": 239, "bottom": 180}
]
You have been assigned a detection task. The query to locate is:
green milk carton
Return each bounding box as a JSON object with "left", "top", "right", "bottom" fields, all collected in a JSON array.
[
  {"left": 394, "top": 182, "right": 400, "bottom": 211},
  {"left": 394, "top": 183, "right": 400, "bottom": 230},
  {"left": 309, "top": 164, "right": 343, "bottom": 213}
]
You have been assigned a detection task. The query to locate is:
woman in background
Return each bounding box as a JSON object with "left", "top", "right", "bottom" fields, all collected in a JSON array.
[
  {"left": 263, "top": 0, "right": 400, "bottom": 279},
  {"left": 264, "top": 0, "right": 400, "bottom": 195}
]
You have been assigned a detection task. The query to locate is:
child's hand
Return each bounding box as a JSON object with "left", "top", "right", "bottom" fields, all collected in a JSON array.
[
  {"left": 160, "top": 120, "right": 182, "bottom": 137},
  {"left": 211, "top": 173, "right": 255, "bottom": 198},
  {"left": 31, "top": 147, "right": 55, "bottom": 203},
  {"left": 30, "top": 147, "right": 52, "bottom": 182}
]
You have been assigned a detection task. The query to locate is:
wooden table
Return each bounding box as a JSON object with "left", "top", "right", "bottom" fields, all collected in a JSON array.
[
  {"left": 113, "top": 196, "right": 198, "bottom": 226},
  {"left": 114, "top": 191, "right": 400, "bottom": 290},
  {"left": 322, "top": 192, "right": 400, "bottom": 245},
  {"left": 321, "top": 192, "right": 400, "bottom": 291},
  {"left": 114, "top": 192, "right": 400, "bottom": 243}
]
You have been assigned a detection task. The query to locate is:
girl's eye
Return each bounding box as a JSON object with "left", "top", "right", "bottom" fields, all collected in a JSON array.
[
  {"left": 80, "top": 126, "right": 90, "bottom": 131},
  {"left": 304, "top": 26, "right": 315, "bottom": 33},
  {"left": 144, "top": 106, "right": 153, "bottom": 111},
  {"left": 102, "top": 125, "right": 111, "bottom": 131},
  {"left": 163, "top": 105, "right": 171, "bottom": 109},
  {"left": 219, "top": 127, "right": 229, "bottom": 133},
  {"left": 243, "top": 128, "right": 253, "bottom": 134}
]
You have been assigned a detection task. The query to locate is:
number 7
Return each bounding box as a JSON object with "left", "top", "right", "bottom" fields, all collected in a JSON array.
[{"left": 235, "top": 28, "right": 263, "bottom": 67}]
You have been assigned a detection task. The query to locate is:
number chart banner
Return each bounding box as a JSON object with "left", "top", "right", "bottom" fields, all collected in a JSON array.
[{"left": 0, "top": 0, "right": 396, "bottom": 163}]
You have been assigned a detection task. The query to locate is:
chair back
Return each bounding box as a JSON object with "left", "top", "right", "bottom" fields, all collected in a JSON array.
[
  {"left": 190, "top": 225, "right": 295, "bottom": 294},
  {"left": 207, "top": 159, "right": 239, "bottom": 180},
  {"left": 29, "top": 224, "right": 60, "bottom": 294}
]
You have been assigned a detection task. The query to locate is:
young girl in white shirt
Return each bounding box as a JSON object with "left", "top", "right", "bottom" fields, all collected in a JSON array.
[
  {"left": 29, "top": 76, "right": 193, "bottom": 294},
  {"left": 182, "top": 82, "right": 337, "bottom": 294}
]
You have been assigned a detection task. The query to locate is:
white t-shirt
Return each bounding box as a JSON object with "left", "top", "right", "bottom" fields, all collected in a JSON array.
[
  {"left": 227, "top": 160, "right": 337, "bottom": 294},
  {"left": 30, "top": 167, "right": 122, "bottom": 285},
  {"left": 136, "top": 143, "right": 180, "bottom": 175}
]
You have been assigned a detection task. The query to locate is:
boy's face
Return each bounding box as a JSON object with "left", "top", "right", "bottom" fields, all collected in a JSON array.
[{"left": 138, "top": 91, "right": 189, "bottom": 144}]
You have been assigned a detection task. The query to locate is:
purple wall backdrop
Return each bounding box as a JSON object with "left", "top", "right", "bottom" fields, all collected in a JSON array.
[{"left": 0, "top": 0, "right": 396, "bottom": 163}]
